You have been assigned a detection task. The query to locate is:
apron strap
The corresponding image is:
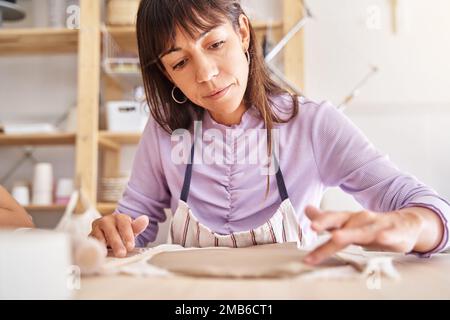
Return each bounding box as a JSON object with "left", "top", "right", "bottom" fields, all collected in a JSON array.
[
  {"left": 273, "top": 155, "right": 289, "bottom": 201},
  {"left": 180, "top": 143, "right": 195, "bottom": 203},
  {"left": 180, "top": 140, "right": 290, "bottom": 203}
]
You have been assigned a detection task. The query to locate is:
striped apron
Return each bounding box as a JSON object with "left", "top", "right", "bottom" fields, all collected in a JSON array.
[{"left": 168, "top": 143, "right": 316, "bottom": 249}]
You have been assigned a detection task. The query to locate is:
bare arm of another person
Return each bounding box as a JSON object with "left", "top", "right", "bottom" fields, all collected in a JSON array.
[{"left": 0, "top": 186, "right": 35, "bottom": 229}]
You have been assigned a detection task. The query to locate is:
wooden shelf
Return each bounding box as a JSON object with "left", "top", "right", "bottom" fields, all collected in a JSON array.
[
  {"left": 26, "top": 203, "right": 115, "bottom": 215},
  {"left": 26, "top": 203, "right": 114, "bottom": 215},
  {"left": 98, "top": 131, "right": 141, "bottom": 151},
  {"left": 25, "top": 204, "right": 67, "bottom": 212},
  {"left": 97, "top": 202, "right": 117, "bottom": 215},
  {"left": 0, "top": 28, "right": 78, "bottom": 56},
  {"left": 0, "top": 133, "right": 76, "bottom": 146}
]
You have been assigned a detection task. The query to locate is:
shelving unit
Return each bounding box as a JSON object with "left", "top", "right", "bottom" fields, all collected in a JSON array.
[
  {"left": 0, "top": 4, "right": 84, "bottom": 215},
  {"left": 1, "top": 0, "right": 304, "bottom": 217}
]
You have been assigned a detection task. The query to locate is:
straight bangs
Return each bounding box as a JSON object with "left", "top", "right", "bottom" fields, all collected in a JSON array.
[{"left": 139, "top": 0, "right": 238, "bottom": 68}]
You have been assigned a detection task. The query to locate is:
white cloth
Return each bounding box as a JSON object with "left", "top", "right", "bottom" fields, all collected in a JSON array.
[{"left": 99, "top": 243, "right": 400, "bottom": 281}]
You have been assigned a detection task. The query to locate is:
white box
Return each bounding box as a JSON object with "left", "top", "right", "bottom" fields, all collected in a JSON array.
[
  {"left": 0, "top": 231, "right": 73, "bottom": 299},
  {"left": 106, "top": 101, "right": 148, "bottom": 132}
]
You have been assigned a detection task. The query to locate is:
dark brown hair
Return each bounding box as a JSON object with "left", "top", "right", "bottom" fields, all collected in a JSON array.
[{"left": 136, "top": 0, "right": 299, "bottom": 195}]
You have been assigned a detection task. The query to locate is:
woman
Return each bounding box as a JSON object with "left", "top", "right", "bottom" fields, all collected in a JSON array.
[
  {"left": 90, "top": 0, "right": 449, "bottom": 264},
  {"left": 0, "top": 186, "right": 34, "bottom": 229}
]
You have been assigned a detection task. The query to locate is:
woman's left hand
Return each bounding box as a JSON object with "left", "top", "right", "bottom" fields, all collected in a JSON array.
[{"left": 303, "top": 206, "right": 431, "bottom": 265}]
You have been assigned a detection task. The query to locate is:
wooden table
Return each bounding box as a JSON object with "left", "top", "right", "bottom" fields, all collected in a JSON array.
[{"left": 76, "top": 249, "right": 450, "bottom": 300}]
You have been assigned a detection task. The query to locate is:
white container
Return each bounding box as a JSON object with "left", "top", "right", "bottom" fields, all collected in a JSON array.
[
  {"left": 48, "top": 0, "right": 67, "bottom": 28},
  {"left": 106, "top": 101, "right": 147, "bottom": 132},
  {"left": 0, "top": 230, "right": 73, "bottom": 300},
  {"left": 11, "top": 186, "right": 30, "bottom": 206},
  {"left": 32, "top": 192, "right": 53, "bottom": 206},
  {"left": 56, "top": 178, "right": 74, "bottom": 205},
  {"left": 32, "top": 163, "right": 54, "bottom": 205}
]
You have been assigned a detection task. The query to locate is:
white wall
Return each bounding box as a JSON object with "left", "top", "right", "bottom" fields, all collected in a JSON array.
[
  {"left": 303, "top": 0, "right": 450, "bottom": 209},
  {"left": 305, "top": 0, "right": 450, "bottom": 104}
]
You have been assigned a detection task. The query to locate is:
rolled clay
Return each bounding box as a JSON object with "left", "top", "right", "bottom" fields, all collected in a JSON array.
[{"left": 148, "top": 242, "right": 347, "bottom": 279}]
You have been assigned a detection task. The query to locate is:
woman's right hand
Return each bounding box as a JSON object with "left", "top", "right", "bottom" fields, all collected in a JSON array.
[{"left": 89, "top": 214, "right": 149, "bottom": 258}]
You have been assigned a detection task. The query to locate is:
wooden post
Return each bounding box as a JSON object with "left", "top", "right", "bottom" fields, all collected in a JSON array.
[
  {"left": 283, "top": 0, "right": 305, "bottom": 90},
  {"left": 75, "top": 0, "right": 101, "bottom": 204},
  {"left": 390, "top": 0, "right": 398, "bottom": 34}
]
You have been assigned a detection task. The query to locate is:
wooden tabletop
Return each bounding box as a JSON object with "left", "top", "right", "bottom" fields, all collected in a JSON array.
[{"left": 76, "top": 250, "right": 450, "bottom": 300}]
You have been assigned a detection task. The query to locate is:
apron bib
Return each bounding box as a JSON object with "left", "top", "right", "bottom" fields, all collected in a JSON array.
[{"left": 168, "top": 141, "right": 316, "bottom": 248}]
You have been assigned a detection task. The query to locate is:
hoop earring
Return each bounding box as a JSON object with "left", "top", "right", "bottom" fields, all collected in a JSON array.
[
  {"left": 171, "top": 86, "right": 188, "bottom": 104},
  {"left": 245, "top": 50, "right": 251, "bottom": 65}
]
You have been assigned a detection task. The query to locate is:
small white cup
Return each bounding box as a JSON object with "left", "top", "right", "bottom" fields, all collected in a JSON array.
[
  {"left": 12, "top": 186, "right": 30, "bottom": 206},
  {"left": 48, "top": 0, "right": 67, "bottom": 28},
  {"left": 56, "top": 178, "right": 74, "bottom": 205},
  {"left": 32, "top": 163, "right": 54, "bottom": 205},
  {"left": 32, "top": 192, "right": 53, "bottom": 206}
]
